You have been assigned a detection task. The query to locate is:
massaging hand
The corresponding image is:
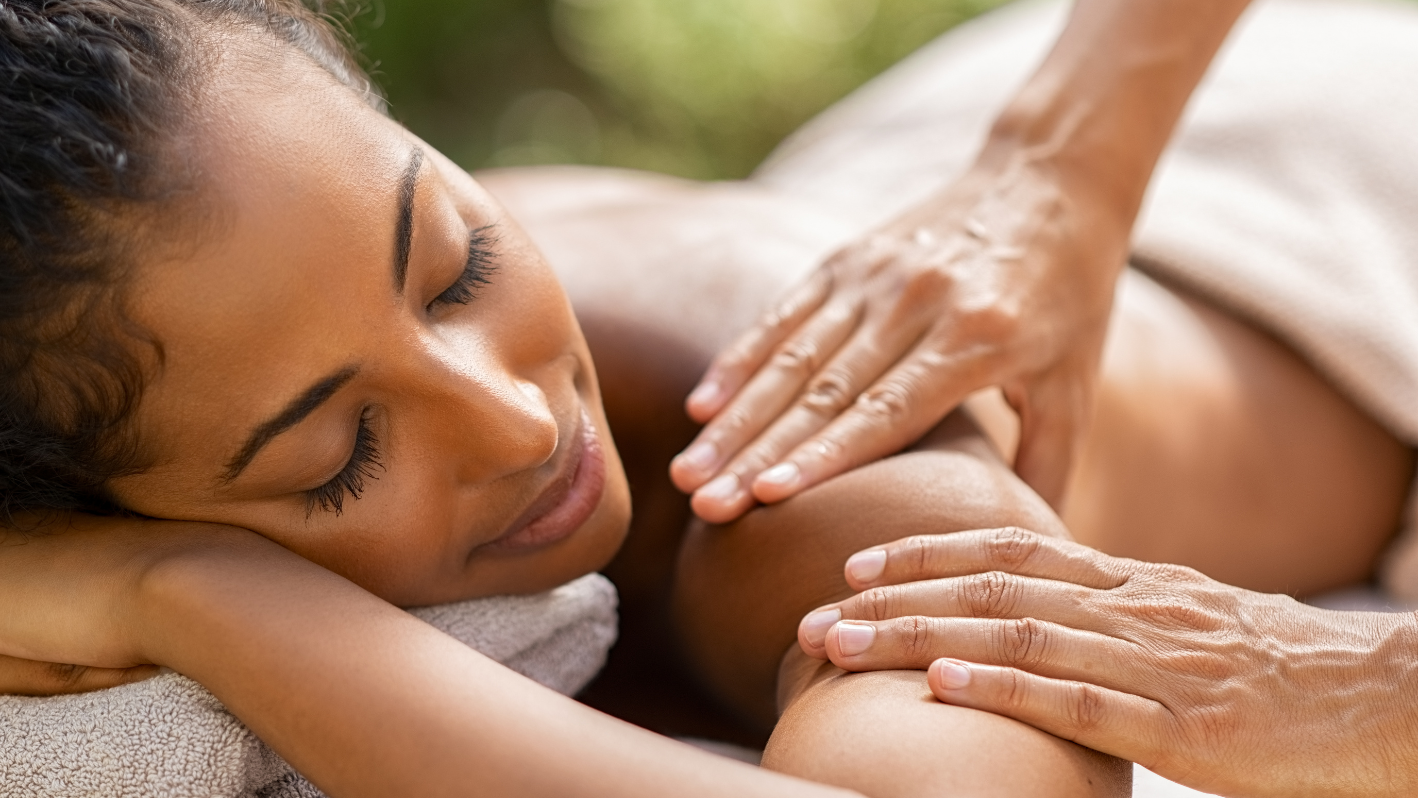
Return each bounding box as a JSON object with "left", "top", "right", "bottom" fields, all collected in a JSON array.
[
  {"left": 796, "top": 528, "right": 1418, "bottom": 798},
  {"left": 671, "top": 161, "right": 1126, "bottom": 523}
]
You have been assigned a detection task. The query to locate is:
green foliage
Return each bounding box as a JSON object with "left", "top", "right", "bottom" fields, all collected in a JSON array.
[{"left": 355, "top": 0, "right": 1006, "bottom": 178}]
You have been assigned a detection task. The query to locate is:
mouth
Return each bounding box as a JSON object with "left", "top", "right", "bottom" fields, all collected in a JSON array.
[{"left": 477, "top": 406, "right": 607, "bottom": 554}]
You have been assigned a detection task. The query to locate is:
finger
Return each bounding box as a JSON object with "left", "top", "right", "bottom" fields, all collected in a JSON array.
[
  {"left": 752, "top": 344, "right": 987, "bottom": 504},
  {"left": 0, "top": 653, "right": 160, "bottom": 697},
  {"left": 740, "top": 321, "right": 933, "bottom": 504},
  {"left": 842, "top": 528, "right": 1132, "bottom": 592},
  {"left": 1007, "top": 365, "right": 1095, "bottom": 509},
  {"left": 928, "top": 659, "right": 1169, "bottom": 767},
  {"left": 821, "top": 616, "right": 1147, "bottom": 692},
  {"left": 688, "top": 472, "right": 759, "bottom": 525},
  {"left": 685, "top": 270, "right": 832, "bottom": 423},
  {"left": 797, "top": 572, "right": 1106, "bottom": 653},
  {"left": 672, "top": 298, "right": 860, "bottom": 493}
]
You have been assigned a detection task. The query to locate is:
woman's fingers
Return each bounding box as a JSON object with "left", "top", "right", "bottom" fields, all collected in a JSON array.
[
  {"left": 671, "top": 297, "right": 860, "bottom": 494},
  {"left": 843, "top": 528, "right": 1131, "bottom": 593},
  {"left": 928, "top": 659, "right": 1169, "bottom": 766},
  {"left": 797, "top": 572, "right": 1108, "bottom": 654},
  {"left": 0, "top": 653, "right": 160, "bottom": 697},
  {"left": 683, "top": 270, "right": 833, "bottom": 424}
]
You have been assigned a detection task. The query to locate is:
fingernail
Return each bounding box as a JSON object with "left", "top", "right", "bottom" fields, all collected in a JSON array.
[
  {"left": 845, "top": 549, "right": 887, "bottom": 583},
  {"left": 679, "top": 441, "right": 718, "bottom": 473},
  {"left": 757, "top": 462, "right": 801, "bottom": 491},
  {"left": 697, "top": 473, "right": 742, "bottom": 504},
  {"left": 835, "top": 621, "right": 876, "bottom": 657},
  {"left": 688, "top": 381, "right": 721, "bottom": 409},
  {"left": 933, "top": 659, "right": 972, "bottom": 690},
  {"left": 800, "top": 608, "right": 840, "bottom": 648}
]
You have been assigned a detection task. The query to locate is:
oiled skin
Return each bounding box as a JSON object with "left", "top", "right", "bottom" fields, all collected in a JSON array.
[{"left": 481, "top": 165, "right": 1411, "bottom": 794}]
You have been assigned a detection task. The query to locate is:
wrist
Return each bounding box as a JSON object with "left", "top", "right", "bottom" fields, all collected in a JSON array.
[{"left": 129, "top": 525, "right": 302, "bottom": 668}]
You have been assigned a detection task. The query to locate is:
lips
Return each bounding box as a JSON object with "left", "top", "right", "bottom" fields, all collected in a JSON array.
[{"left": 478, "top": 407, "right": 607, "bottom": 554}]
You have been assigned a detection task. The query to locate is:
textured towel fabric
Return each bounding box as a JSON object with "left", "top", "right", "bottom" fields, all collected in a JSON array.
[
  {"left": 0, "top": 572, "right": 617, "bottom": 798},
  {"left": 754, "top": 0, "right": 1418, "bottom": 596}
]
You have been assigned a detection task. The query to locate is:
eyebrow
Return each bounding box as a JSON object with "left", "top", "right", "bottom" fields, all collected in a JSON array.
[
  {"left": 221, "top": 365, "right": 361, "bottom": 483},
  {"left": 393, "top": 148, "right": 424, "bottom": 293}
]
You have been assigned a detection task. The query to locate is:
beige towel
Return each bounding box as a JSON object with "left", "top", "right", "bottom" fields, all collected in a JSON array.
[
  {"left": 0, "top": 572, "right": 618, "bottom": 798},
  {"left": 754, "top": 0, "right": 1418, "bottom": 597}
]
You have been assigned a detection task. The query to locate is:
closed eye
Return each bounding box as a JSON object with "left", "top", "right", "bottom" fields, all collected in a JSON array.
[
  {"left": 305, "top": 407, "right": 383, "bottom": 518},
  {"left": 430, "top": 225, "right": 499, "bottom": 309}
]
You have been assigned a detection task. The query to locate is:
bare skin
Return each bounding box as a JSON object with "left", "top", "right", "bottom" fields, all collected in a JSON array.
[
  {"left": 0, "top": 8, "right": 1409, "bottom": 798},
  {"left": 675, "top": 0, "right": 1260, "bottom": 520},
  {"left": 478, "top": 163, "right": 1411, "bottom": 794},
  {"left": 800, "top": 530, "right": 1418, "bottom": 797},
  {"left": 0, "top": 31, "right": 1127, "bottom": 798}
]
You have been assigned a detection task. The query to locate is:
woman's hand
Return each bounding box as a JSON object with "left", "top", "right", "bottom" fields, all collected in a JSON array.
[
  {"left": 0, "top": 514, "right": 262, "bottom": 671},
  {"left": 0, "top": 654, "right": 159, "bottom": 696},
  {"left": 671, "top": 159, "right": 1126, "bottom": 523},
  {"left": 797, "top": 528, "right": 1418, "bottom": 798}
]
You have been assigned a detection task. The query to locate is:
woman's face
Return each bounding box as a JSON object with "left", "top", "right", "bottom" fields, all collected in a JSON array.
[{"left": 105, "top": 40, "right": 631, "bottom": 606}]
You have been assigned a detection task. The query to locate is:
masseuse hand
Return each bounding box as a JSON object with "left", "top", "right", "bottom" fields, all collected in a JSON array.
[
  {"left": 797, "top": 529, "right": 1418, "bottom": 798},
  {"left": 671, "top": 159, "right": 1127, "bottom": 523}
]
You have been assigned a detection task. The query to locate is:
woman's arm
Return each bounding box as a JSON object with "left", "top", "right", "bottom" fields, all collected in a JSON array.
[
  {"left": 0, "top": 518, "right": 857, "bottom": 798},
  {"left": 676, "top": 0, "right": 1257, "bottom": 519},
  {"left": 673, "top": 411, "right": 1128, "bottom": 796}
]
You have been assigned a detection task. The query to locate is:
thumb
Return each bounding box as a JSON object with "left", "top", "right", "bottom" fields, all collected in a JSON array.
[{"left": 1006, "top": 367, "right": 1094, "bottom": 508}]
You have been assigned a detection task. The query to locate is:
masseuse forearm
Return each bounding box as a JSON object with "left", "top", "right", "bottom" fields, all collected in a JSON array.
[
  {"left": 138, "top": 537, "right": 855, "bottom": 798},
  {"left": 983, "top": 0, "right": 1253, "bottom": 221}
]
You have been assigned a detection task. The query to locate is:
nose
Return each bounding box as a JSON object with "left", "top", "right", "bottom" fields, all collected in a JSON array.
[{"left": 421, "top": 345, "right": 561, "bottom": 485}]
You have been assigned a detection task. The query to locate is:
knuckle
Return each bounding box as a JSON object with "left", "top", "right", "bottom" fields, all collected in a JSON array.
[
  {"left": 710, "top": 404, "right": 756, "bottom": 443},
  {"left": 858, "top": 586, "right": 898, "bottom": 622},
  {"left": 770, "top": 340, "right": 820, "bottom": 377},
  {"left": 900, "top": 535, "right": 933, "bottom": 578},
  {"left": 1134, "top": 600, "right": 1225, "bottom": 633},
  {"left": 961, "top": 571, "right": 1017, "bottom": 618},
  {"left": 805, "top": 431, "right": 847, "bottom": 465},
  {"left": 898, "top": 616, "right": 934, "bottom": 662},
  {"left": 996, "top": 617, "right": 1048, "bottom": 670},
  {"left": 853, "top": 382, "right": 912, "bottom": 425},
  {"left": 800, "top": 370, "right": 855, "bottom": 416},
  {"left": 958, "top": 299, "right": 1022, "bottom": 343},
  {"left": 982, "top": 527, "right": 1043, "bottom": 571},
  {"left": 998, "top": 667, "right": 1031, "bottom": 712},
  {"left": 1065, "top": 681, "right": 1108, "bottom": 737},
  {"left": 897, "top": 265, "right": 955, "bottom": 308}
]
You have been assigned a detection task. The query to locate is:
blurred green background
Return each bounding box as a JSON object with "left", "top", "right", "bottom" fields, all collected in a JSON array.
[{"left": 353, "top": 0, "right": 1009, "bottom": 180}]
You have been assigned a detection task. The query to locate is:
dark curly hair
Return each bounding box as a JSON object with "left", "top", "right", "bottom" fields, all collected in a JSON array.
[{"left": 0, "top": 0, "right": 379, "bottom": 517}]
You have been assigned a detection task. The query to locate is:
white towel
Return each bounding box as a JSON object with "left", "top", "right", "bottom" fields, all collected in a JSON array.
[
  {"left": 754, "top": 0, "right": 1418, "bottom": 596},
  {"left": 0, "top": 572, "right": 618, "bottom": 798}
]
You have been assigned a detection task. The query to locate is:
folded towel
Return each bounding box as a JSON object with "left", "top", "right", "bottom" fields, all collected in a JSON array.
[
  {"left": 755, "top": 0, "right": 1418, "bottom": 596},
  {"left": 0, "top": 572, "right": 618, "bottom": 798}
]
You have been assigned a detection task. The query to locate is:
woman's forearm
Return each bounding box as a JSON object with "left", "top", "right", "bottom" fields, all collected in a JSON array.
[
  {"left": 985, "top": 0, "right": 1253, "bottom": 219},
  {"left": 136, "top": 535, "right": 856, "bottom": 798}
]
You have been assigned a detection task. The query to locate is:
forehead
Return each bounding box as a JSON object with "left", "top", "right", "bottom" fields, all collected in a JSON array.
[{"left": 121, "top": 40, "right": 411, "bottom": 480}]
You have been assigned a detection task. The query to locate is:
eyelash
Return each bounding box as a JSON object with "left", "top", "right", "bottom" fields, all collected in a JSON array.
[
  {"left": 305, "top": 408, "right": 383, "bottom": 518},
  {"left": 429, "top": 225, "right": 499, "bottom": 308},
  {"left": 305, "top": 228, "right": 495, "bottom": 517}
]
